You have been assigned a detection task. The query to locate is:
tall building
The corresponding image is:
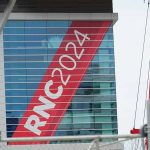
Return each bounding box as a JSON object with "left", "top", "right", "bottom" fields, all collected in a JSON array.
[{"left": 0, "top": 0, "right": 118, "bottom": 140}]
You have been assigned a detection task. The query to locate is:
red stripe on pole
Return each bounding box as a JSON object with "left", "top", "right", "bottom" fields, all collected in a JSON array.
[{"left": 10, "top": 21, "right": 111, "bottom": 145}]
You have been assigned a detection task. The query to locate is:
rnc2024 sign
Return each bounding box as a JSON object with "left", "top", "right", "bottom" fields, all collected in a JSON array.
[{"left": 9, "top": 21, "right": 111, "bottom": 144}]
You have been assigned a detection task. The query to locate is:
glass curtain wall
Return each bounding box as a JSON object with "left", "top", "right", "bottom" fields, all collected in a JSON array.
[{"left": 3, "top": 20, "right": 118, "bottom": 137}]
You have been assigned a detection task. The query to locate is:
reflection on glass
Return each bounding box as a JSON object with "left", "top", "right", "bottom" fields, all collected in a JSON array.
[{"left": 3, "top": 21, "right": 117, "bottom": 137}]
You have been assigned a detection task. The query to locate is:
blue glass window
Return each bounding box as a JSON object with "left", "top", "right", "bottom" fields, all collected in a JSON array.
[{"left": 3, "top": 21, "right": 117, "bottom": 137}]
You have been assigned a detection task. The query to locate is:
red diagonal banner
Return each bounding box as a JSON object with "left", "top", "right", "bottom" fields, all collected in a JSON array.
[{"left": 10, "top": 21, "right": 111, "bottom": 144}]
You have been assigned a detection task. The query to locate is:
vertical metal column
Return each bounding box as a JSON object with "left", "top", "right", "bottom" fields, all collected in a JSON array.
[
  {"left": 145, "top": 1, "right": 150, "bottom": 146},
  {"left": 0, "top": 0, "right": 16, "bottom": 34},
  {"left": 142, "top": 138, "right": 145, "bottom": 150},
  {"left": 147, "top": 100, "right": 150, "bottom": 149},
  {"left": 144, "top": 2, "right": 150, "bottom": 148}
]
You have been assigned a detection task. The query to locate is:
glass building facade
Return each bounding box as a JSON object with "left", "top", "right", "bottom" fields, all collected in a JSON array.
[{"left": 2, "top": 20, "right": 117, "bottom": 137}]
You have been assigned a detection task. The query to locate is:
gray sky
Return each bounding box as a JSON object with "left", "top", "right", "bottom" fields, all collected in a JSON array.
[{"left": 113, "top": 0, "right": 150, "bottom": 134}]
